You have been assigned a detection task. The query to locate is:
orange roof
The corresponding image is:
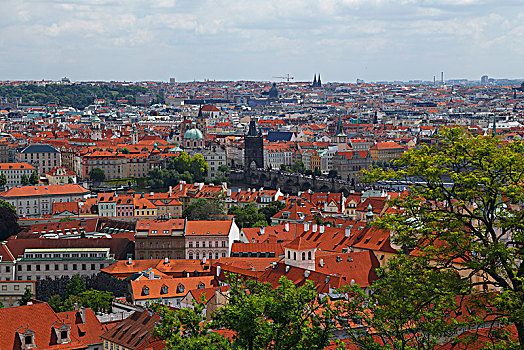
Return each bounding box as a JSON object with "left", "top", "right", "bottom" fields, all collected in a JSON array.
[
  {"left": 1, "top": 184, "right": 89, "bottom": 198},
  {"left": 185, "top": 220, "right": 232, "bottom": 236}
]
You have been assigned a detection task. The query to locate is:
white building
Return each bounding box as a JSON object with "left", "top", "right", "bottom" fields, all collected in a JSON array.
[
  {"left": 185, "top": 220, "right": 240, "bottom": 260},
  {"left": 0, "top": 163, "right": 36, "bottom": 187},
  {"left": 0, "top": 184, "right": 90, "bottom": 218}
]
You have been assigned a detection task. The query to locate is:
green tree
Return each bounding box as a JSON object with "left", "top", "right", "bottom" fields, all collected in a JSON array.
[
  {"left": 313, "top": 168, "right": 322, "bottom": 177},
  {"left": 0, "top": 199, "right": 19, "bottom": 240},
  {"left": 191, "top": 154, "right": 209, "bottom": 182},
  {"left": 89, "top": 167, "right": 105, "bottom": 183},
  {"left": 29, "top": 171, "right": 39, "bottom": 185},
  {"left": 121, "top": 148, "right": 130, "bottom": 154},
  {"left": 66, "top": 274, "right": 87, "bottom": 296},
  {"left": 228, "top": 205, "right": 267, "bottom": 228},
  {"left": 18, "top": 288, "right": 33, "bottom": 306},
  {"left": 363, "top": 128, "right": 524, "bottom": 347},
  {"left": 0, "top": 173, "right": 7, "bottom": 187},
  {"left": 183, "top": 198, "right": 225, "bottom": 220},
  {"left": 48, "top": 294, "right": 63, "bottom": 312},
  {"left": 334, "top": 254, "right": 471, "bottom": 350},
  {"left": 171, "top": 152, "right": 192, "bottom": 172},
  {"left": 152, "top": 299, "right": 232, "bottom": 350},
  {"left": 0, "top": 300, "right": 4, "bottom": 308},
  {"left": 218, "top": 164, "right": 230, "bottom": 175},
  {"left": 328, "top": 169, "right": 338, "bottom": 179},
  {"left": 21, "top": 174, "right": 30, "bottom": 185},
  {"left": 78, "top": 289, "right": 113, "bottom": 313},
  {"left": 68, "top": 176, "right": 74, "bottom": 184},
  {"left": 291, "top": 161, "right": 306, "bottom": 174},
  {"left": 213, "top": 275, "right": 332, "bottom": 350},
  {"left": 259, "top": 201, "right": 286, "bottom": 224}
]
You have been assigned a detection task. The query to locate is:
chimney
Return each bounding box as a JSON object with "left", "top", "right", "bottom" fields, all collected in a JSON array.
[
  {"left": 319, "top": 258, "right": 325, "bottom": 267},
  {"left": 148, "top": 270, "right": 154, "bottom": 280},
  {"left": 284, "top": 222, "right": 289, "bottom": 232},
  {"left": 169, "top": 186, "right": 172, "bottom": 196},
  {"left": 127, "top": 257, "right": 132, "bottom": 265},
  {"left": 345, "top": 227, "right": 351, "bottom": 237},
  {"left": 304, "top": 223, "right": 310, "bottom": 232},
  {"left": 227, "top": 188, "right": 231, "bottom": 196},
  {"left": 164, "top": 257, "right": 169, "bottom": 264},
  {"left": 260, "top": 226, "right": 265, "bottom": 235},
  {"left": 79, "top": 306, "right": 86, "bottom": 324},
  {"left": 319, "top": 225, "right": 325, "bottom": 233},
  {"left": 216, "top": 265, "right": 222, "bottom": 277},
  {"left": 312, "top": 224, "right": 317, "bottom": 233},
  {"left": 203, "top": 257, "right": 207, "bottom": 264}
]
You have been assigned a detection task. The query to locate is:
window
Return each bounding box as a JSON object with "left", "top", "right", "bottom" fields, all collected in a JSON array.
[
  {"left": 55, "top": 264, "right": 59, "bottom": 271},
  {"left": 294, "top": 252, "right": 297, "bottom": 260},
  {"left": 36, "top": 265, "right": 40, "bottom": 271},
  {"left": 5, "top": 266, "right": 10, "bottom": 273},
  {"left": 91, "top": 264, "right": 96, "bottom": 270},
  {"left": 45, "top": 264, "right": 49, "bottom": 271},
  {"left": 82, "top": 264, "right": 86, "bottom": 270},
  {"left": 64, "top": 264, "right": 68, "bottom": 271},
  {"left": 61, "top": 330, "right": 68, "bottom": 339},
  {"left": 302, "top": 252, "right": 305, "bottom": 261},
  {"left": 72, "top": 264, "right": 77, "bottom": 271},
  {"left": 308, "top": 251, "right": 312, "bottom": 260}
]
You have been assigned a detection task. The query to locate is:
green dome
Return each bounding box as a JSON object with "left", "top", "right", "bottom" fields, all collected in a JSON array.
[{"left": 183, "top": 128, "right": 204, "bottom": 140}]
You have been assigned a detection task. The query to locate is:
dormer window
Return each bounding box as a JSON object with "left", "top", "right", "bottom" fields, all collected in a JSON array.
[
  {"left": 17, "top": 327, "right": 36, "bottom": 349},
  {"left": 177, "top": 284, "right": 185, "bottom": 293},
  {"left": 161, "top": 285, "right": 168, "bottom": 294},
  {"left": 198, "top": 283, "right": 205, "bottom": 289},
  {"left": 142, "top": 286, "right": 149, "bottom": 295}
]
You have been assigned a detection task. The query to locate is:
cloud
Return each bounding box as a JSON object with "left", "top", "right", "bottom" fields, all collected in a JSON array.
[{"left": 0, "top": 0, "right": 522, "bottom": 81}]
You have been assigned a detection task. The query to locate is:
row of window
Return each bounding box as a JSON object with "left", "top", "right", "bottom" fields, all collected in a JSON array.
[
  {"left": 188, "top": 252, "right": 226, "bottom": 259},
  {"left": 14, "top": 263, "right": 105, "bottom": 272},
  {"left": 188, "top": 240, "right": 227, "bottom": 248}
]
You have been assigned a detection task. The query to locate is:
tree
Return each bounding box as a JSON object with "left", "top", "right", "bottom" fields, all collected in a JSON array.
[
  {"left": 89, "top": 168, "right": 105, "bottom": 183},
  {"left": 183, "top": 198, "right": 225, "bottom": 220},
  {"left": 48, "top": 294, "right": 63, "bottom": 312},
  {"left": 291, "top": 161, "right": 306, "bottom": 174},
  {"left": 0, "top": 199, "right": 19, "bottom": 240},
  {"left": 18, "top": 288, "right": 33, "bottom": 306},
  {"left": 152, "top": 299, "right": 232, "bottom": 350},
  {"left": 0, "top": 173, "right": 6, "bottom": 187},
  {"left": 218, "top": 164, "right": 230, "bottom": 175},
  {"left": 191, "top": 154, "right": 209, "bottom": 182},
  {"left": 313, "top": 168, "right": 322, "bottom": 177},
  {"left": 66, "top": 274, "right": 86, "bottom": 296},
  {"left": 68, "top": 176, "right": 74, "bottom": 184},
  {"left": 121, "top": 148, "right": 130, "bottom": 154},
  {"left": 228, "top": 205, "right": 267, "bottom": 228},
  {"left": 363, "top": 128, "right": 524, "bottom": 347},
  {"left": 259, "top": 201, "right": 286, "bottom": 224},
  {"left": 21, "top": 174, "right": 29, "bottom": 185},
  {"left": 280, "top": 164, "right": 288, "bottom": 172},
  {"left": 213, "top": 275, "right": 333, "bottom": 350},
  {"left": 328, "top": 169, "right": 338, "bottom": 179},
  {"left": 29, "top": 171, "right": 39, "bottom": 185},
  {"left": 333, "top": 254, "right": 471, "bottom": 350},
  {"left": 78, "top": 289, "right": 113, "bottom": 313}
]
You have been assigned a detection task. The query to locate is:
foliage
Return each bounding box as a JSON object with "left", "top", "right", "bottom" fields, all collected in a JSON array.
[
  {"left": 228, "top": 205, "right": 267, "bottom": 228},
  {"left": 362, "top": 128, "right": 524, "bottom": 346},
  {"left": 0, "top": 300, "right": 3, "bottom": 308},
  {"left": 333, "top": 254, "right": 471, "bottom": 350},
  {"left": 0, "top": 199, "right": 19, "bottom": 240},
  {"left": 313, "top": 168, "right": 322, "bottom": 177},
  {"left": 213, "top": 274, "right": 333, "bottom": 350},
  {"left": 0, "top": 173, "right": 6, "bottom": 187},
  {"left": 18, "top": 288, "right": 33, "bottom": 306},
  {"left": 291, "top": 161, "right": 306, "bottom": 174},
  {"left": 45, "top": 275, "right": 113, "bottom": 313},
  {"left": 148, "top": 152, "right": 210, "bottom": 189},
  {"left": 121, "top": 148, "right": 130, "bottom": 154},
  {"left": 218, "top": 164, "right": 230, "bottom": 174},
  {"left": 36, "top": 273, "right": 128, "bottom": 302},
  {"left": 259, "top": 201, "right": 286, "bottom": 224},
  {"left": 21, "top": 174, "right": 29, "bottom": 185},
  {"left": 68, "top": 176, "right": 74, "bottom": 183},
  {"left": 183, "top": 198, "right": 225, "bottom": 220},
  {"left": 328, "top": 169, "right": 339, "bottom": 179},
  {"left": 152, "top": 300, "right": 232, "bottom": 350},
  {"left": 0, "top": 83, "right": 149, "bottom": 109},
  {"left": 89, "top": 168, "right": 106, "bottom": 183},
  {"left": 29, "top": 171, "right": 39, "bottom": 185}
]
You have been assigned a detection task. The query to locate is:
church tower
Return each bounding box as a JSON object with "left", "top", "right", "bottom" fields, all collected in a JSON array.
[
  {"left": 317, "top": 74, "right": 322, "bottom": 87},
  {"left": 244, "top": 118, "right": 264, "bottom": 171},
  {"left": 333, "top": 116, "right": 347, "bottom": 147}
]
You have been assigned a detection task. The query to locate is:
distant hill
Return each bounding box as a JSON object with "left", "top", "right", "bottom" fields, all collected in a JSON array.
[{"left": 0, "top": 83, "right": 151, "bottom": 109}]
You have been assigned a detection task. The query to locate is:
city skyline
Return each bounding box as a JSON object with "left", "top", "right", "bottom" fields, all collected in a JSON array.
[{"left": 0, "top": 0, "right": 523, "bottom": 82}]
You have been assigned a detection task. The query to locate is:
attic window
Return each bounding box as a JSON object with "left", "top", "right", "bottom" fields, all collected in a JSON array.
[
  {"left": 198, "top": 283, "right": 205, "bottom": 289},
  {"left": 161, "top": 285, "right": 168, "bottom": 294},
  {"left": 142, "top": 286, "right": 149, "bottom": 295},
  {"left": 177, "top": 284, "right": 185, "bottom": 293}
]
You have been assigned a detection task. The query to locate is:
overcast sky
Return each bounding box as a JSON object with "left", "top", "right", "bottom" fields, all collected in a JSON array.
[{"left": 0, "top": 0, "right": 523, "bottom": 82}]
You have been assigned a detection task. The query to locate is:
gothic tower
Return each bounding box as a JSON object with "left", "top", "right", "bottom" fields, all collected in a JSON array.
[{"left": 244, "top": 118, "right": 264, "bottom": 171}]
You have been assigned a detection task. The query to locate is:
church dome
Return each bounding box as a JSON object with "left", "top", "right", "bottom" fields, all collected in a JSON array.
[{"left": 183, "top": 128, "right": 204, "bottom": 140}]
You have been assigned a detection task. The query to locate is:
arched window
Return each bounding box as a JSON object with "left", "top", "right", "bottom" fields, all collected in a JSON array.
[
  {"left": 302, "top": 252, "right": 305, "bottom": 261},
  {"left": 308, "top": 251, "right": 312, "bottom": 260},
  {"left": 287, "top": 251, "right": 290, "bottom": 259},
  {"left": 293, "top": 252, "right": 297, "bottom": 260}
]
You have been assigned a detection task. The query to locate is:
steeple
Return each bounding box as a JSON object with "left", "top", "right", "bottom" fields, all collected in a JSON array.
[
  {"left": 313, "top": 74, "right": 317, "bottom": 87},
  {"left": 247, "top": 118, "right": 258, "bottom": 136},
  {"left": 317, "top": 74, "right": 322, "bottom": 87},
  {"left": 334, "top": 115, "right": 345, "bottom": 136},
  {"left": 197, "top": 105, "right": 203, "bottom": 118}
]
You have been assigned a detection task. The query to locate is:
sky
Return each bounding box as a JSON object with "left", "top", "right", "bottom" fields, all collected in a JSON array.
[{"left": 0, "top": 0, "right": 523, "bottom": 82}]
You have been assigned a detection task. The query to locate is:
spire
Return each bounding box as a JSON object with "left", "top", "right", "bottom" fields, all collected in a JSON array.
[
  {"left": 247, "top": 118, "right": 258, "bottom": 136},
  {"left": 198, "top": 105, "right": 203, "bottom": 118},
  {"left": 313, "top": 74, "right": 317, "bottom": 86},
  {"left": 317, "top": 74, "right": 322, "bottom": 87},
  {"left": 335, "top": 115, "right": 345, "bottom": 136}
]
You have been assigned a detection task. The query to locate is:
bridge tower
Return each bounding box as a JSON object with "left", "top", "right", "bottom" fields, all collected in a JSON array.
[{"left": 244, "top": 118, "right": 264, "bottom": 171}]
